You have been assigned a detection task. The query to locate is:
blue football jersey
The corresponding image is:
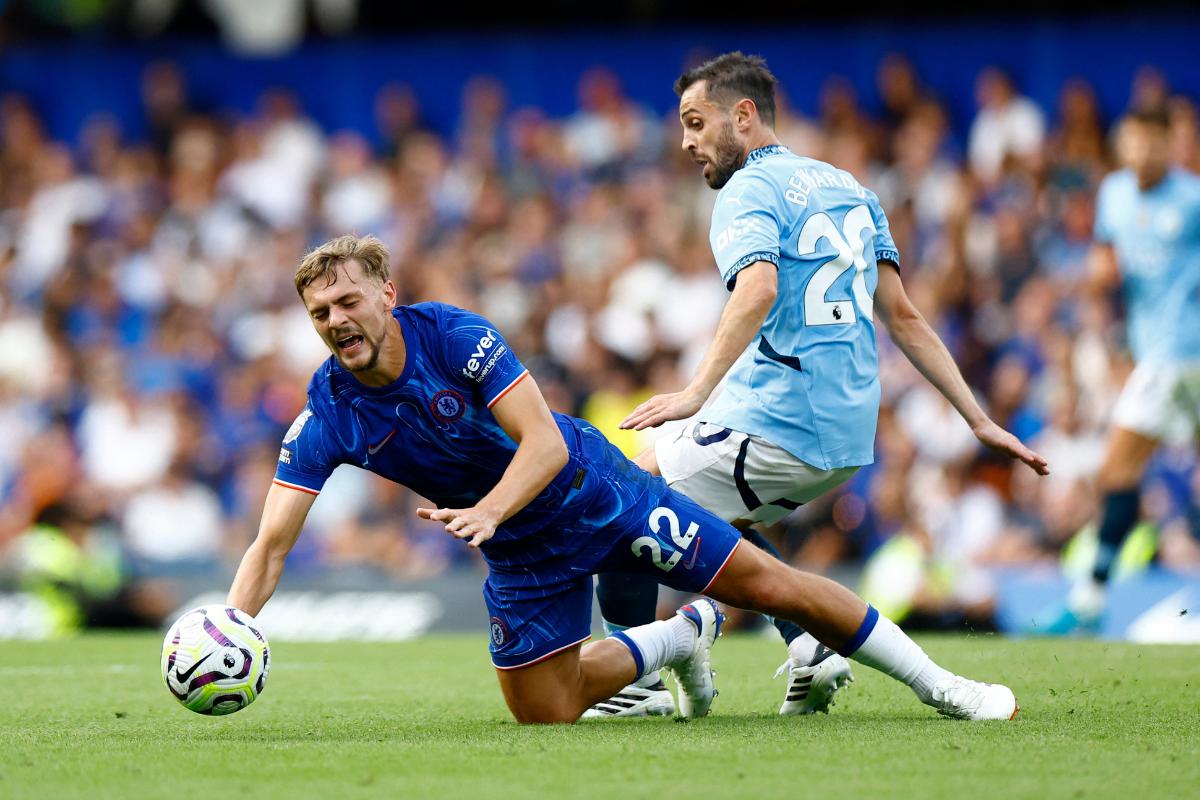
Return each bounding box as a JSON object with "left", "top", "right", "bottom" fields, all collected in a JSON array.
[
  {"left": 700, "top": 144, "right": 899, "bottom": 470},
  {"left": 275, "top": 302, "right": 590, "bottom": 547},
  {"left": 1094, "top": 168, "right": 1200, "bottom": 364}
]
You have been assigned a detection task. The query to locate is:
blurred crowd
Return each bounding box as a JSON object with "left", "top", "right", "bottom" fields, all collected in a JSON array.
[{"left": 0, "top": 55, "right": 1197, "bottom": 631}]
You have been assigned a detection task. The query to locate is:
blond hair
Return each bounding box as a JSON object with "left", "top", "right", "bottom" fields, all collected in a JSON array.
[{"left": 294, "top": 234, "right": 391, "bottom": 296}]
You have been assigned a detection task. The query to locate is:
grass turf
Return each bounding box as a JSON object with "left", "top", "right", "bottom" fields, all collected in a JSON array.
[{"left": 0, "top": 632, "right": 1196, "bottom": 799}]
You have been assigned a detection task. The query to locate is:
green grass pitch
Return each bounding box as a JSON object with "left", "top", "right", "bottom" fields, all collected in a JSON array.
[{"left": 1, "top": 632, "right": 1197, "bottom": 799}]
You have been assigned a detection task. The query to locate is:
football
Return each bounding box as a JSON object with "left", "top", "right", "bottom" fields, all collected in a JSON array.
[{"left": 161, "top": 605, "right": 271, "bottom": 716}]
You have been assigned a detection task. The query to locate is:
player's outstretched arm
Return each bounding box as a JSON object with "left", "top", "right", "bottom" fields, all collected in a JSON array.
[
  {"left": 417, "top": 374, "right": 568, "bottom": 548},
  {"left": 874, "top": 264, "right": 1049, "bottom": 476},
  {"left": 621, "top": 260, "right": 778, "bottom": 431},
  {"left": 227, "top": 482, "right": 317, "bottom": 617}
]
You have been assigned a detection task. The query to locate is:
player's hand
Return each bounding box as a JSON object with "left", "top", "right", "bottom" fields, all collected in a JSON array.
[
  {"left": 620, "top": 388, "right": 706, "bottom": 431},
  {"left": 972, "top": 419, "right": 1050, "bottom": 476},
  {"left": 416, "top": 505, "right": 500, "bottom": 548}
]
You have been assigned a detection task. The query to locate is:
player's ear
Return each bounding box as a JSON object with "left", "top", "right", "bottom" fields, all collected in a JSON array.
[
  {"left": 734, "top": 98, "right": 757, "bottom": 131},
  {"left": 382, "top": 279, "right": 398, "bottom": 309}
]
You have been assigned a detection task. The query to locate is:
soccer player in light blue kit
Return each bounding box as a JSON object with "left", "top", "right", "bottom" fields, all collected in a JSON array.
[
  {"left": 1065, "top": 107, "right": 1200, "bottom": 627},
  {"left": 225, "top": 234, "right": 1020, "bottom": 723},
  {"left": 590, "top": 52, "right": 1047, "bottom": 718}
]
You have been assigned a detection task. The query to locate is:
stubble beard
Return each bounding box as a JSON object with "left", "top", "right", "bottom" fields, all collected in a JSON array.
[{"left": 705, "top": 121, "right": 744, "bottom": 190}]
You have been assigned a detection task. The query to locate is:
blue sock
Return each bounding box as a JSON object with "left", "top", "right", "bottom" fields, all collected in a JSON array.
[
  {"left": 740, "top": 529, "right": 807, "bottom": 646},
  {"left": 1093, "top": 489, "right": 1140, "bottom": 582}
]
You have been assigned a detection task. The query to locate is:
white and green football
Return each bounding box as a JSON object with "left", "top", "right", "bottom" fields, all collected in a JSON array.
[{"left": 161, "top": 605, "right": 270, "bottom": 716}]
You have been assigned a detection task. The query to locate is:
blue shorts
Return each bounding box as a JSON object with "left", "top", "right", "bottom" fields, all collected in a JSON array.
[{"left": 482, "top": 426, "right": 743, "bottom": 670}]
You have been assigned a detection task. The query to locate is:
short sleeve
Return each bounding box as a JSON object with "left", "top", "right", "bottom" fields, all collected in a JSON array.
[
  {"left": 441, "top": 307, "right": 529, "bottom": 408},
  {"left": 867, "top": 190, "right": 900, "bottom": 269},
  {"left": 274, "top": 404, "right": 337, "bottom": 495},
  {"left": 709, "top": 172, "right": 781, "bottom": 290}
]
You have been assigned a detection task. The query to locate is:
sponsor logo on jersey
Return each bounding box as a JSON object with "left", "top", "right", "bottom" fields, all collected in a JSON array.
[
  {"left": 713, "top": 216, "right": 767, "bottom": 253},
  {"left": 430, "top": 389, "right": 466, "bottom": 422},
  {"left": 462, "top": 330, "right": 498, "bottom": 378},
  {"left": 278, "top": 447, "right": 292, "bottom": 464},
  {"left": 722, "top": 185, "right": 748, "bottom": 206},
  {"left": 283, "top": 408, "right": 313, "bottom": 444}
]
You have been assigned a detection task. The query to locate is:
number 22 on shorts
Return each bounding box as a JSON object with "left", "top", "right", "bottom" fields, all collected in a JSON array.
[{"left": 631, "top": 506, "right": 699, "bottom": 572}]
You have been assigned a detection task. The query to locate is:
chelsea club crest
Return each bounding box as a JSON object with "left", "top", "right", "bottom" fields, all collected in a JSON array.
[
  {"left": 430, "top": 389, "right": 466, "bottom": 423},
  {"left": 490, "top": 617, "right": 507, "bottom": 646}
]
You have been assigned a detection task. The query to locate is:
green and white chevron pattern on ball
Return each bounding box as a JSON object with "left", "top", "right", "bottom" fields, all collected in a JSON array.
[{"left": 161, "top": 605, "right": 271, "bottom": 716}]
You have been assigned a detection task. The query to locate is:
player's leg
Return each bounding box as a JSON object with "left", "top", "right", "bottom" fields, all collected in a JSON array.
[
  {"left": 1070, "top": 362, "right": 1171, "bottom": 623},
  {"left": 1093, "top": 425, "right": 1159, "bottom": 578},
  {"left": 495, "top": 607, "right": 723, "bottom": 723},
  {"left": 587, "top": 432, "right": 727, "bottom": 718},
  {"left": 486, "top": 565, "right": 719, "bottom": 723},
  {"left": 592, "top": 430, "right": 817, "bottom": 716},
  {"left": 586, "top": 571, "right": 676, "bottom": 718},
  {"left": 635, "top": 425, "right": 816, "bottom": 656},
  {"left": 704, "top": 540, "right": 1018, "bottom": 720},
  {"left": 653, "top": 423, "right": 859, "bottom": 713},
  {"left": 494, "top": 639, "right": 634, "bottom": 724}
]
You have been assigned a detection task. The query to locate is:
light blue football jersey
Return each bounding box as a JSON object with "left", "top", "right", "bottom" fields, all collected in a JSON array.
[
  {"left": 1094, "top": 168, "right": 1200, "bottom": 365},
  {"left": 699, "top": 144, "right": 899, "bottom": 470}
]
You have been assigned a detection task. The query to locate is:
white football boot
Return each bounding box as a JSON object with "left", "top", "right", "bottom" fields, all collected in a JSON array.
[
  {"left": 581, "top": 675, "right": 676, "bottom": 719},
  {"left": 775, "top": 643, "right": 855, "bottom": 715},
  {"left": 929, "top": 676, "right": 1019, "bottom": 720},
  {"left": 666, "top": 598, "right": 725, "bottom": 718}
]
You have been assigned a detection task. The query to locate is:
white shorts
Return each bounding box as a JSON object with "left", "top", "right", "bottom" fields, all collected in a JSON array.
[
  {"left": 1111, "top": 361, "right": 1200, "bottom": 443},
  {"left": 655, "top": 421, "right": 860, "bottom": 526}
]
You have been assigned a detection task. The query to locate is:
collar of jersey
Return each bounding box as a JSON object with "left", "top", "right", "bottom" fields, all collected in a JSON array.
[
  {"left": 332, "top": 307, "right": 416, "bottom": 396},
  {"left": 745, "top": 144, "right": 790, "bottom": 164}
]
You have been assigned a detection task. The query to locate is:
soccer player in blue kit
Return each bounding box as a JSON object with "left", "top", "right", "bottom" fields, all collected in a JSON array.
[
  {"left": 1063, "top": 107, "right": 1200, "bottom": 628},
  {"left": 225, "top": 234, "right": 1020, "bottom": 723},
  {"left": 589, "top": 52, "right": 1049, "bottom": 719}
]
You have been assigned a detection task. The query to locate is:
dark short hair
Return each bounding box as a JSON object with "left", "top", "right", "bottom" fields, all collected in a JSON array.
[
  {"left": 674, "top": 51, "right": 778, "bottom": 128},
  {"left": 1124, "top": 106, "right": 1171, "bottom": 130}
]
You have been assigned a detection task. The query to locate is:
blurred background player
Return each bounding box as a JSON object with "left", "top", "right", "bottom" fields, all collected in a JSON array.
[
  {"left": 589, "top": 53, "right": 1047, "bottom": 718},
  {"left": 1061, "top": 108, "right": 1200, "bottom": 629}
]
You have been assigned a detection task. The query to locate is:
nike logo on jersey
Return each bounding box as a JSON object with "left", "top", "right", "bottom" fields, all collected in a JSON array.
[
  {"left": 174, "top": 652, "right": 213, "bottom": 683},
  {"left": 682, "top": 537, "right": 701, "bottom": 570},
  {"left": 367, "top": 429, "right": 396, "bottom": 454}
]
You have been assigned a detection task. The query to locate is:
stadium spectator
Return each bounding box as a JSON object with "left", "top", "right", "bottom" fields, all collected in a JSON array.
[{"left": 967, "top": 68, "right": 1046, "bottom": 184}]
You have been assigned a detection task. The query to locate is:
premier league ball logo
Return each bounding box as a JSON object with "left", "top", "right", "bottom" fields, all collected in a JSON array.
[{"left": 430, "top": 390, "right": 466, "bottom": 423}]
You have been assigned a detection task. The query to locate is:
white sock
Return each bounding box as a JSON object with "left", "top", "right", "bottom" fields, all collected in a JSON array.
[
  {"left": 610, "top": 616, "right": 695, "bottom": 680},
  {"left": 787, "top": 632, "right": 820, "bottom": 665},
  {"left": 634, "top": 672, "right": 664, "bottom": 689},
  {"left": 846, "top": 610, "right": 953, "bottom": 704},
  {"left": 604, "top": 618, "right": 664, "bottom": 686}
]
